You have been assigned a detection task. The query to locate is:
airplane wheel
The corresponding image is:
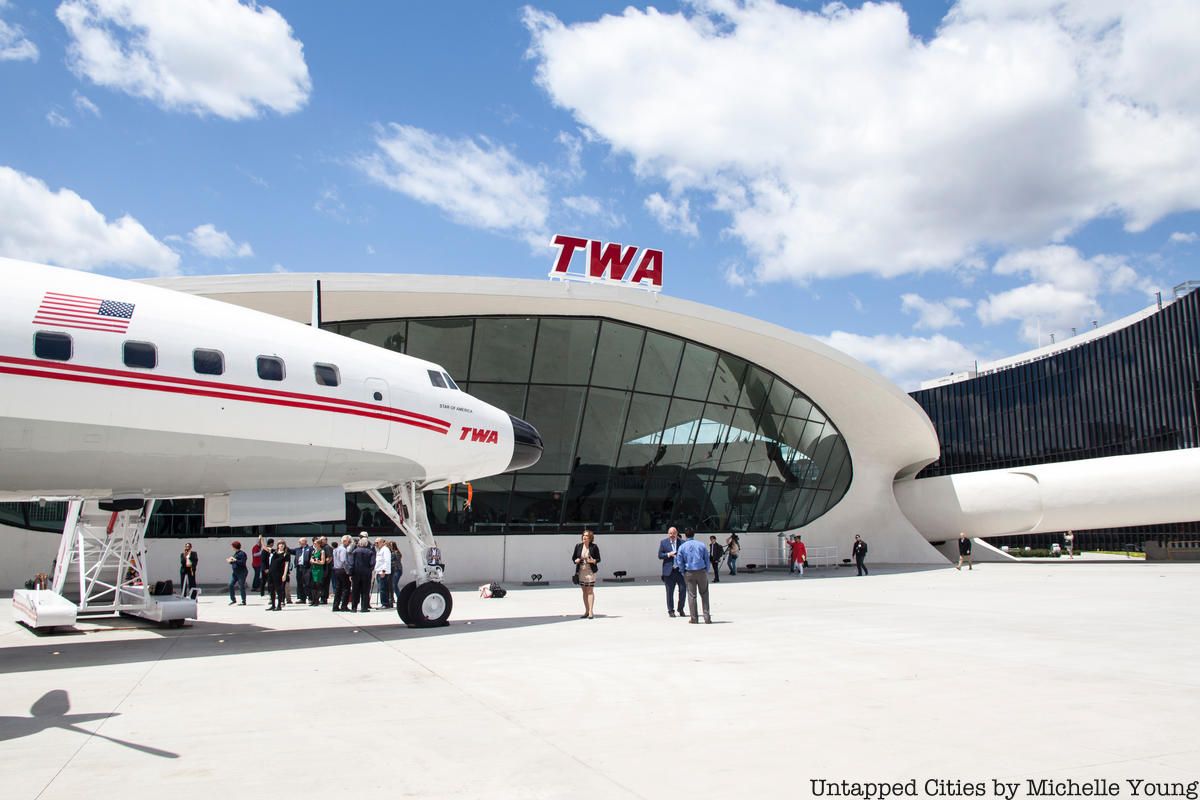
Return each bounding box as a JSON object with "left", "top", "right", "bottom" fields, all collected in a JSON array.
[
  {"left": 396, "top": 582, "right": 416, "bottom": 625},
  {"left": 407, "top": 582, "right": 452, "bottom": 628}
]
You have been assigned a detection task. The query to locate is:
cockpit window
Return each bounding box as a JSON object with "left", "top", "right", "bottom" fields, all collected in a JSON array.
[
  {"left": 427, "top": 369, "right": 447, "bottom": 388},
  {"left": 442, "top": 372, "right": 460, "bottom": 391},
  {"left": 314, "top": 363, "right": 340, "bottom": 387}
]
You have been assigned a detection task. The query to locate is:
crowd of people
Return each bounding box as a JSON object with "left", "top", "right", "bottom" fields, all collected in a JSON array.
[
  {"left": 221, "top": 533, "right": 405, "bottom": 612},
  {"left": 215, "top": 527, "right": 875, "bottom": 625}
]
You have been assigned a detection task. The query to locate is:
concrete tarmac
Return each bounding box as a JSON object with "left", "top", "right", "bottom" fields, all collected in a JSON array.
[{"left": 1, "top": 563, "right": 1198, "bottom": 799}]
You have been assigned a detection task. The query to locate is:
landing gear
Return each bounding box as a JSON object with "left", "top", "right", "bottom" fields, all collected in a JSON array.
[
  {"left": 396, "top": 582, "right": 416, "bottom": 625},
  {"left": 407, "top": 582, "right": 452, "bottom": 627},
  {"left": 366, "top": 482, "right": 451, "bottom": 628}
]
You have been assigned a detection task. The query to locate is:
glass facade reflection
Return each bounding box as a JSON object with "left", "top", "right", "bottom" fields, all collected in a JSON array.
[
  {"left": 336, "top": 315, "right": 853, "bottom": 535},
  {"left": 910, "top": 288, "right": 1200, "bottom": 548}
]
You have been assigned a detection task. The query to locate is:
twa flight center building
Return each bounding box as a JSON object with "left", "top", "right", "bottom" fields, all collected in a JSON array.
[{"left": 3, "top": 249, "right": 1199, "bottom": 588}]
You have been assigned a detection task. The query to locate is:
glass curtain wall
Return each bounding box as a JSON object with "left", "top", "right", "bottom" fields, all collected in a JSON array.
[{"left": 329, "top": 315, "right": 851, "bottom": 535}]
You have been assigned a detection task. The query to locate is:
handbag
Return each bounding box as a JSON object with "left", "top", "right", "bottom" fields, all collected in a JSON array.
[{"left": 572, "top": 573, "right": 580, "bottom": 585}]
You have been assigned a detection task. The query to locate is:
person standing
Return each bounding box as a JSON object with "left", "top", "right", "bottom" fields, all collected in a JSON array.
[
  {"left": 790, "top": 535, "right": 808, "bottom": 576},
  {"left": 374, "top": 537, "right": 392, "bottom": 609},
  {"left": 250, "top": 539, "right": 264, "bottom": 593},
  {"left": 388, "top": 541, "right": 404, "bottom": 607},
  {"left": 350, "top": 535, "right": 376, "bottom": 612},
  {"left": 676, "top": 528, "right": 712, "bottom": 624},
  {"left": 852, "top": 534, "right": 869, "bottom": 576},
  {"left": 309, "top": 542, "right": 327, "bottom": 606},
  {"left": 320, "top": 536, "right": 334, "bottom": 602},
  {"left": 226, "top": 540, "right": 248, "bottom": 605},
  {"left": 179, "top": 542, "right": 198, "bottom": 596},
  {"left": 1064, "top": 530, "right": 1075, "bottom": 559},
  {"left": 332, "top": 534, "right": 352, "bottom": 612},
  {"left": 292, "top": 538, "right": 313, "bottom": 605},
  {"left": 956, "top": 532, "right": 973, "bottom": 571},
  {"left": 267, "top": 540, "right": 290, "bottom": 610},
  {"left": 708, "top": 536, "right": 724, "bottom": 582},
  {"left": 658, "top": 527, "right": 686, "bottom": 618},
  {"left": 256, "top": 536, "right": 274, "bottom": 596},
  {"left": 725, "top": 533, "right": 740, "bottom": 576},
  {"left": 571, "top": 529, "right": 601, "bottom": 619}
]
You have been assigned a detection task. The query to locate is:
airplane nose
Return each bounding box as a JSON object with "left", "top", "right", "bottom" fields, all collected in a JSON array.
[{"left": 507, "top": 415, "right": 543, "bottom": 472}]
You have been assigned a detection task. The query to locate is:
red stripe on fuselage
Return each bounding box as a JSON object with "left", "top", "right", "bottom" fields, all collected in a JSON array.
[
  {"left": 0, "top": 361, "right": 450, "bottom": 435},
  {"left": 0, "top": 355, "right": 450, "bottom": 429}
]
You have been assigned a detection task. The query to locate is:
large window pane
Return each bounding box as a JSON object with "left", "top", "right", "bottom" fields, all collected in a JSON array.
[
  {"left": 606, "top": 393, "right": 671, "bottom": 531},
  {"left": 464, "top": 475, "right": 513, "bottom": 532},
  {"left": 471, "top": 317, "right": 537, "bottom": 383},
  {"left": 635, "top": 332, "right": 683, "bottom": 395},
  {"left": 591, "top": 321, "right": 644, "bottom": 389},
  {"left": 531, "top": 318, "right": 598, "bottom": 384},
  {"left": 466, "top": 382, "right": 527, "bottom": 418},
  {"left": 509, "top": 475, "right": 568, "bottom": 530},
  {"left": 408, "top": 319, "right": 473, "bottom": 379},
  {"left": 764, "top": 378, "right": 797, "bottom": 418},
  {"left": 523, "top": 385, "right": 586, "bottom": 473},
  {"left": 575, "top": 388, "right": 631, "bottom": 468},
  {"left": 674, "top": 342, "right": 718, "bottom": 400},
  {"left": 737, "top": 365, "right": 773, "bottom": 411},
  {"left": 706, "top": 354, "right": 748, "bottom": 406},
  {"left": 340, "top": 320, "right": 406, "bottom": 352}
]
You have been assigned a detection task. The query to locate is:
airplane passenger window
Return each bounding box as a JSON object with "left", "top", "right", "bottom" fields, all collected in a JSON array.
[
  {"left": 427, "top": 369, "right": 447, "bottom": 388},
  {"left": 33, "top": 331, "right": 72, "bottom": 361},
  {"left": 257, "top": 356, "right": 285, "bottom": 381},
  {"left": 123, "top": 341, "right": 157, "bottom": 369},
  {"left": 314, "top": 363, "right": 340, "bottom": 387},
  {"left": 193, "top": 348, "right": 225, "bottom": 376},
  {"left": 442, "top": 372, "right": 460, "bottom": 390}
]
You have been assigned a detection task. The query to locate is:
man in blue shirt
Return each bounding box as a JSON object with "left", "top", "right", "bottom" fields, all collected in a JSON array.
[{"left": 675, "top": 528, "right": 712, "bottom": 624}]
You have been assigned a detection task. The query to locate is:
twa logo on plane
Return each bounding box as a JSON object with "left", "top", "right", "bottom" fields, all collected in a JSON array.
[
  {"left": 548, "top": 235, "right": 663, "bottom": 292},
  {"left": 460, "top": 427, "right": 499, "bottom": 444}
]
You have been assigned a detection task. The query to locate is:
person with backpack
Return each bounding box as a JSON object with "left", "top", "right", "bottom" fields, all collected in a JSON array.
[
  {"left": 708, "top": 535, "right": 724, "bottom": 582},
  {"left": 852, "top": 534, "right": 869, "bottom": 576},
  {"left": 725, "top": 533, "right": 740, "bottom": 576}
]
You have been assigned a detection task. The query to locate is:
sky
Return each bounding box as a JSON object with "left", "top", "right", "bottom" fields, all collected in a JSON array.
[{"left": 1, "top": 0, "right": 1198, "bottom": 389}]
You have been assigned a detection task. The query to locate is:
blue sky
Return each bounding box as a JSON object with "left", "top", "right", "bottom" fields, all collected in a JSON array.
[{"left": 1, "top": 0, "right": 1198, "bottom": 388}]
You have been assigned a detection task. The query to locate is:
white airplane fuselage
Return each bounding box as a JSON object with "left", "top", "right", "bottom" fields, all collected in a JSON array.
[{"left": 0, "top": 258, "right": 541, "bottom": 503}]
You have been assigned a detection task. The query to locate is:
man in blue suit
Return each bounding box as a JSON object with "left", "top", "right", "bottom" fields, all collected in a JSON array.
[{"left": 658, "top": 526, "right": 686, "bottom": 618}]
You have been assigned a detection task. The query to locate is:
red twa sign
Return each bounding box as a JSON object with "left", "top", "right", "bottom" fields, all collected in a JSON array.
[{"left": 548, "top": 234, "right": 663, "bottom": 292}]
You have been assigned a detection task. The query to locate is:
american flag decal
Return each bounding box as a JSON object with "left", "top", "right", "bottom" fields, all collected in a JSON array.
[{"left": 32, "top": 291, "right": 136, "bottom": 333}]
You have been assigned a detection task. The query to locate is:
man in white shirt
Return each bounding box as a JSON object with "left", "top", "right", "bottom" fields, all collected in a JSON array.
[{"left": 374, "top": 537, "right": 393, "bottom": 609}]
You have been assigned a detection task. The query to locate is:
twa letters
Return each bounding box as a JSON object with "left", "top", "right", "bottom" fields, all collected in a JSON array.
[
  {"left": 460, "top": 427, "right": 499, "bottom": 444},
  {"left": 548, "top": 234, "right": 663, "bottom": 292}
]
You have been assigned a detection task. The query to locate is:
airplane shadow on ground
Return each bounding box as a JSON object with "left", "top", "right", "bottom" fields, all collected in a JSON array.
[
  {"left": 0, "top": 689, "right": 178, "bottom": 758},
  {"left": 0, "top": 613, "right": 576, "bottom": 674}
]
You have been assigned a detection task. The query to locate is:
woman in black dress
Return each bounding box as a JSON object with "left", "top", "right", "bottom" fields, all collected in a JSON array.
[
  {"left": 267, "top": 540, "right": 290, "bottom": 610},
  {"left": 571, "top": 529, "right": 600, "bottom": 619}
]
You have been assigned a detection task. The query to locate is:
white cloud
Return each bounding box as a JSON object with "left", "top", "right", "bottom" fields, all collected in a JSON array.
[
  {"left": 365, "top": 244, "right": 375, "bottom": 256},
  {"left": 271, "top": 262, "right": 287, "bottom": 273},
  {"left": 901, "top": 294, "right": 971, "bottom": 330},
  {"left": 977, "top": 245, "right": 1155, "bottom": 343},
  {"left": 556, "top": 130, "right": 584, "bottom": 180},
  {"left": 46, "top": 109, "right": 71, "bottom": 128},
  {"left": 817, "top": 331, "right": 979, "bottom": 390},
  {"left": 356, "top": 123, "right": 549, "bottom": 246},
  {"left": 526, "top": 1, "right": 1200, "bottom": 283},
  {"left": 0, "top": 165, "right": 178, "bottom": 274},
  {"left": 314, "top": 187, "right": 349, "bottom": 223},
  {"left": 1170, "top": 231, "right": 1197, "bottom": 244},
  {"left": 57, "top": 0, "right": 310, "bottom": 120},
  {"left": 0, "top": 17, "right": 38, "bottom": 62},
  {"left": 186, "top": 223, "right": 253, "bottom": 259},
  {"left": 73, "top": 91, "right": 100, "bottom": 117},
  {"left": 644, "top": 192, "right": 699, "bottom": 237},
  {"left": 561, "top": 194, "right": 623, "bottom": 228}
]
